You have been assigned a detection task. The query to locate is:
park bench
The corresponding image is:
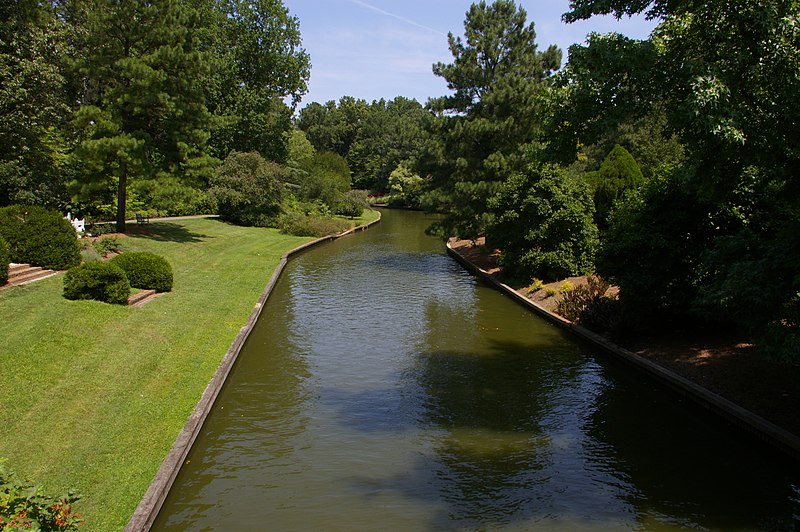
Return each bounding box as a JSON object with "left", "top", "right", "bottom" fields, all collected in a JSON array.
[{"left": 136, "top": 213, "right": 150, "bottom": 224}]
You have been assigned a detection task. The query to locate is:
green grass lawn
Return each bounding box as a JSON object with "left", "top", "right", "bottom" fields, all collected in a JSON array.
[{"left": 0, "top": 212, "right": 378, "bottom": 530}]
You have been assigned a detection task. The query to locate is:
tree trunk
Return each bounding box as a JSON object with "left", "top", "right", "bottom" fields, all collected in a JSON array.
[{"left": 116, "top": 165, "right": 127, "bottom": 233}]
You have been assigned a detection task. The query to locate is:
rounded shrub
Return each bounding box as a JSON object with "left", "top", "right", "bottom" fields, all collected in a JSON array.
[
  {"left": 0, "top": 205, "right": 81, "bottom": 270},
  {"left": 63, "top": 262, "right": 131, "bottom": 305},
  {"left": 0, "top": 235, "right": 9, "bottom": 285},
  {"left": 209, "top": 151, "right": 285, "bottom": 227},
  {"left": 110, "top": 252, "right": 173, "bottom": 292}
]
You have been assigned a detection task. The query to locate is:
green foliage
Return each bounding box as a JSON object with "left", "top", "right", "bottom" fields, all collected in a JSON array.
[
  {"left": 277, "top": 213, "right": 351, "bottom": 237},
  {"left": 69, "top": 0, "right": 217, "bottom": 231},
  {"left": 335, "top": 190, "right": 368, "bottom": 218},
  {"left": 0, "top": 1, "right": 71, "bottom": 209},
  {"left": 595, "top": 173, "right": 717, "bottom": 322},
  {"left": 0, "top": 236, "right": 9, "bottom": 285},
  {"left": 387, "top": 165, "right": 424, "bottom": 208},
  {"left": 130, "top": 177, "right": 211, "bottom": 217},
  {"left": 110, "top": 252, "right": 173, "bottom": 293},
  {"left": 555, "top": 275, "right": 611, "bottom": 322},
  {"left": 63, "top": 262, "right": 130, "bottom": 305},
  {"left": 488, "top": 164, "right": 599, "bottom": 281},
  {"left": 760, "top": 293, "right": 800, "bottom": 362},
  {"left": 545, "top": 33, "right": 661, "bottom": 165},
  {"left": 298, "top": 152, "right": 351, "bottom": 209},
  {"left": 586, "top": 144, "right": 645, "bottom": 226},
  {"left": 0, "top": 205, "right": 80, "bottom": 270},
  {"left": 526, "top": 278, "right": 544, "bottom": 294},
  {"left": 286, "top": 128, "right": 315, "bottom": 171},
  {"left": 0, "top": 458, "right": 83, "bottom": 531},
  {"left": 560, "top": 280, "right": 575, "bottom": 293},
  {"left": 347, "top": 97, "right": 430, "bottom": 191},
  {"left": 296, "top": 97, "right": 369, "bottom": 157},
  {"left": 209, "top": 151, "right": 285, "bottom": 227},
  {"left": 420, "top": 0, "right": 562, "bottom": 239},
  {"left": 92, "top": 236, "right": 123, "bottom": 258}
]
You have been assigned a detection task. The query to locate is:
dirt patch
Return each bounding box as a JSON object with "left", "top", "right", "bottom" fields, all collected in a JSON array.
[{"left": 450, "top": 237, "right": 800, "bottom": 438}]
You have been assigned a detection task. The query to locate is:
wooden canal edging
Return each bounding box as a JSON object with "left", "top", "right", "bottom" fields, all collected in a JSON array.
[
  {"left": 446, "top": 241, "right": 800, "bottom": 463},
  {"left": 125, "top": 213, "right": 382, "bottom": 531}
]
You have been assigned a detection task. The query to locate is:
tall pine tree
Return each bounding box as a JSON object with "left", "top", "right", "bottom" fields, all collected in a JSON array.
[
  {"left": 70, "top": 0, "right": 214, "bottom": 231},
  {"left": 420, "top": 0, "right": 561, "bottom": 239}
]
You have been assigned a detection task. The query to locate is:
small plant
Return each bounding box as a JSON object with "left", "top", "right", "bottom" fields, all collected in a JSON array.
[
  {"left": 63, "top": 262, "right": 130, "bottom": 304},
  {"left": 110, "top": 252, "right": 173, "bottom": 293},
  {"left": 92, "top": 236, "right": 123, "bottom": 257},
  {"left": 85, "top": 222, "right": 117, "bottom": 237},
  {"left": 559, "top": 280, "right": 574, "bottom": 293},
  {"left": 0, "top": 459, "right": 83, "bottom": 531},
  {"left": 0, "top": 236, "right": 9, "bottom": 285},
  {"left": 544, "top": 287, "right": 558, "bottom": 298},
  {"left": 80, "top": 248, "right": 103, "bottom": 263},
  {"left": 556, "top": 275, "right": 612, "bottom": 322},
  {"left": 526, "top": 278, "right": 544, "bottom": 295}
]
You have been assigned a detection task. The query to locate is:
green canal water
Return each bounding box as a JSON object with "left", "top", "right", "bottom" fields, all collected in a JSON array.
[{"left": 153, "top": 209, "right": 800, "bottom": 530}]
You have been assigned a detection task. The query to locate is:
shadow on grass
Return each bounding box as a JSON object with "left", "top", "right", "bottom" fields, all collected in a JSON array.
[{"left": 126, "top": 222, "right": 210, "bottom": 243}]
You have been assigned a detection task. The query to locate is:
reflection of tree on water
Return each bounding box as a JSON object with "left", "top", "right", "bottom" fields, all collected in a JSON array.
[
  {"left": 410, "top": 295, "right": 633, "bottom": 528},
  {"left": 584, "top": 361, "right": 800, "bottom": 530}
]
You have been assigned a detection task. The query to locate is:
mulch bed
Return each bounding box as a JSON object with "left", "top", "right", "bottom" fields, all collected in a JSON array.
[{"left": 450, "top": 237, "right": 800, "bottom": 438}]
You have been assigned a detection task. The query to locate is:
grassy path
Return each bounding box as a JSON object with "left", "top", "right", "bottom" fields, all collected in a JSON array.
[{"left": 0, "top": 214, "right": 374, "bottom": 530}]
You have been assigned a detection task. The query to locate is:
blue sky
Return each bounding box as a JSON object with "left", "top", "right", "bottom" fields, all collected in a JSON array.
[{"left": 282, "top": 0, "right": 658, "bottom": 107}]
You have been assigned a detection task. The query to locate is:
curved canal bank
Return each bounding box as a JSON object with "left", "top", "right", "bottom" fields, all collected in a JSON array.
[
  {"left": 149, "top": 209, "right": 799, "bottom": 530},
  {"left": 126, "top": 213, "right": 381, "bottom": 531}
]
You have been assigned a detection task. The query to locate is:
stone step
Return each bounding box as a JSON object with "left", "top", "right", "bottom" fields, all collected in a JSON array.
[
  {"left": 128, "top": 289, "right": 156, "bottom": 307},
  {"left": 5, "top": 263, "right": 57, "bottom": 286}
]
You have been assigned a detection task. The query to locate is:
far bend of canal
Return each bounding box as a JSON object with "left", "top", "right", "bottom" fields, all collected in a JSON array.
[{"left": 154, "top": 209, "right": 800, "bottom": 531}]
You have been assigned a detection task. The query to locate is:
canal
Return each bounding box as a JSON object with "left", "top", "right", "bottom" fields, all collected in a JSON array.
[{"left": 153, "top": 209, "right": 800, "bottom": 530}]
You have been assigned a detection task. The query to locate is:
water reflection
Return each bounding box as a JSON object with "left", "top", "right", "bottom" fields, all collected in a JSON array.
[{"left": 153, "top": 210, "right": 800, "bottom": 531}]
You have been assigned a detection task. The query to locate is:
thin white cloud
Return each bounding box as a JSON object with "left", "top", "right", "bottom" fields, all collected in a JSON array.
[{"left": 349, "top": 0, "right": 447, "bottom": 37}]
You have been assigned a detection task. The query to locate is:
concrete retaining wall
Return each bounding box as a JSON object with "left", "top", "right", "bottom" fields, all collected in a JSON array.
[{"left": 125, "top": 214, "right": 381, "bottom": 531}]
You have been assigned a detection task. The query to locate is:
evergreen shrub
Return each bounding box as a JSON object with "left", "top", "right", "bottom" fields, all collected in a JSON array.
[
  {"left": 0, "top": 205, "right": 81, "bottom": 270},
  {"left": 0, "top": 236, "right": 9, "bottom": 285},
  {"left": 63, "top": 262, "right": 130, "bottom": 304},
  {"left": 110, "top": 252, "right": 173, "bottom": 292}
]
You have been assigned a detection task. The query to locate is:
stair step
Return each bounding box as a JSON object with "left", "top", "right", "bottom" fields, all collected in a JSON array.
[
  {"left": 128, "top": 289, "right": 156, "bottom": 306},
  {"left": 5, "top": 263, "right": 57, "bottom": 286},
  {"left": 9, "top": 265, "right": 42, "bottom": 279},
  {"left": 9, "top": 262, "right": 30, "bottom": 273}
]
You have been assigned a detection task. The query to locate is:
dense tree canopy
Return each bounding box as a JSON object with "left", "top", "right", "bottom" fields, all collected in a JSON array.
[
  {"left": 0, "top": 0, "right": 310, "bottom": 231},
  {"left": 0, "top": 0, "right": 70, "bottom": 207},
  {"left": 296, "top": 96, "right": 429, "bottom": 191}
]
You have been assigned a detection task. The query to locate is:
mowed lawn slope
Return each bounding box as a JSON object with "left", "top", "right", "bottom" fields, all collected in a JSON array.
[{"left": 0, "top": 218, "right": 318, "bottom": 530}]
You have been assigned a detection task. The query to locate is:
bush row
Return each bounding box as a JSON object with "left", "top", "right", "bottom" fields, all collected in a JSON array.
[{"left": 63, "top": 252, "right": 173, "bottom": 305}]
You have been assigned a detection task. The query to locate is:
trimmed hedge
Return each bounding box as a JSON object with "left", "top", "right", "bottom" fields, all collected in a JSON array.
[
  {"left": 109, "top": 252, "right": 173, "bottom": 293},
  {"left": 0, "top": 205, "right": 81, "bottom": 270},
  {"left": 0, "top": 235, "right": 9, "bottom": 285},
  {"left": 63, "top": 262, "right": 131, "bottom": 305}
]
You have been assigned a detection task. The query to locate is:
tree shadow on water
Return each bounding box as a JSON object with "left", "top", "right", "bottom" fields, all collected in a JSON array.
[{"left": 126, "top": 221, "right": 210, "bottom": 243}]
